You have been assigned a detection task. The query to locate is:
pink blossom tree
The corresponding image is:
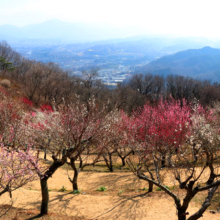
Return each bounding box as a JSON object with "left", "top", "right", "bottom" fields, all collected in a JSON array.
[
  {"left": 0, "top": 92, "right": 43, "bottom": 215},
  {"left": 128, "top": 99, "right": 192, "bottom": 168},
  {"left": 0, "top": 144, "right": 41, "bottom": 197},
  {"left": 125, "top": 100, "right": 220, "bottom": 220},
  {"left": 32, "top": 97, "right": 110, "bottom": 215}
]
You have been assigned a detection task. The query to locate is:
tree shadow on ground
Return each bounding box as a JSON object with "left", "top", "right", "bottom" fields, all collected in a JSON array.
[
  {"left": 93, "top": 192, "right": 151, "bottom": 220},
  {"left": 24, "top": 192, "right": 88, "bottom": 220},
  {"left": 81, "top": 172, "right": 146, "bottom": 191},
  {"left": 25, "top": 190, "right": 151, "bottom": 220}
]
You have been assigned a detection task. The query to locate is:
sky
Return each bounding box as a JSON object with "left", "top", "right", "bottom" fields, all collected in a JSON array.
[{"left": 1, "top": 0, "right": 220, "bottom": 39}]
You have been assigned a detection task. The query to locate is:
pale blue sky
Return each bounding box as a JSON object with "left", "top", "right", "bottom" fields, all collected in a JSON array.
[{"left": 1, "top": 0, "right": 220, "bottom": 39}]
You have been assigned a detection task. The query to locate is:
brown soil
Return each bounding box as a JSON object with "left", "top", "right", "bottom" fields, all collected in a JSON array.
[
  {"left": 0, "top": 204, "right": 85, "bottom": 220},
  {"left": 0, "top": 167, "right": 220, "bottom": 220}
]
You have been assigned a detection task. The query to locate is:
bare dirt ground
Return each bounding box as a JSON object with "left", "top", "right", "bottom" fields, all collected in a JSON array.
[{"left": 1, "top": 166, "right": 220, "bottom": 220}]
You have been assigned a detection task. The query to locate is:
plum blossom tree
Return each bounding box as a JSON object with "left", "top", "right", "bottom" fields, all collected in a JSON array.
[
  {"left": 0, "top": 92, "right": 43, "bottom": 218},
  {"left": 110, "top": 111, "right": 135, "bottom": 168},
  {"left": 0, "top": 145, "right": 41, "bottom": 197},
  {"left": 32, "top": 97, "right": 111, "bottom": 215},
  {"left": 99, "top": 110, "right": 127, "bottom": 172},
  {"left": 126, "top": 100, "right": 220, "bottom": 220},
  {"left": 66, "top": 142, "right": 103, "bottom": 191},
  {"left": 66, "top": 107, "right": 123, "bottom": 189},
  {"left": 129, "top": 99, "right": 192, "bottom": 168}
]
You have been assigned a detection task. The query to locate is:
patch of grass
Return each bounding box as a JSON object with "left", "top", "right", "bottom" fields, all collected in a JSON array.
[
  {"left": 72, "top": 189, "right": 81, "bottom": 194},
  {"left": 118, "top": 190, "right": 123, "bottom": 195},
  {"left": 170, "top": 186, "right": 176, "bottom": 190},
  {"left": 96, "top": 186, "right": 107, "bottom": 192},
  {"left": 59, "top": 186, "right": 67, "bottom": 192},
  {"left": 48, "top": 189, "right": 53, "bottom": 192},
  {"left": 142, "top": 187, "right": 148, "bottom": 191}
]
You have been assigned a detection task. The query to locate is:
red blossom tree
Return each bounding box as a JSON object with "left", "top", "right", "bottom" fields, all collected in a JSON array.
[
  {"left": 40, "top": 104, "right": 53, "bottom": 112},
  {"left": 124, "top": 99, "right": 220, "bottom": 220},
  {"left": 125, "top": 99, "right": 192, "bottom": 168}
]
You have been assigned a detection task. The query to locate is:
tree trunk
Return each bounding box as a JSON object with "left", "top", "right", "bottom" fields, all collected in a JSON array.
[
  {"left": 121, "top": 157, "right": 126, "bottom": 167},
  {"left": 72, "top": 171, "right": 79, "bottom": 191},
  {"left": 109, "top": 154, "right": 114, "bottom": 172},
  {"left": 161, "top": 154, "right": 166, "bottom": 168},
  {"left": 70, "top": 160, "right": 79, "bottom": 191},
  {"left": 62, "top": 149, "right": 67, "bottom": 163},
  {"left": 103, "top": 153, "right": 114, "bottom": 172},
  {"left": 177, "top": 209, "right": 187, "bottom": 220},
  {"left": 148, "top": 181, "right": 153, "bottom": 192},
  {"left": 40, "top": 159, "right": 64, "bottom": 215},
  {"left": 40, "top": 178, "right": 49, "bottom": 215},
  {"left": 37, "top": 150, "right": 40, "bottom": 159},
  {"left": 79, "top": 156, "right": 83, "bottom": 170},
  {"left": 44, "top": 149, "right": 47, "bottom": 161}
]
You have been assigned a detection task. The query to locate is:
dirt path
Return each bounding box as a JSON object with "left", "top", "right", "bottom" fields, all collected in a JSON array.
[{"left": 0, "top": 169, "right": 219, "bottom": 220}]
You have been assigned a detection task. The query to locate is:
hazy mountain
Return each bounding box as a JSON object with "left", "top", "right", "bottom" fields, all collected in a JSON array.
[
  {"left": 138, "top": 46, "right": 220, "bottom": 82},
  {"left": 66, "top": 37, "right": 216, "bottom": 60},
  {"left": 1, "top": 19, "right": 218, "bottom": 46},
  {"left": 0, "top": 19, "right": 151, "bottom": 43}
]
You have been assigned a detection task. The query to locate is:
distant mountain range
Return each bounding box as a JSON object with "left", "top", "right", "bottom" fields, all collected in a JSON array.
[
  {"left": 2, "top": 19, "right": 220, "bottom": 82},
  {"left": 0, "top": 18, "right": 219, "bottom": 47},
  {"left": 0, "top": 19, "right": 151, "bottom": 42},
  {"left": 137, "top": 46, "right": 220, "bottom": 82},
  {"left": 80, "top": 37, "right": 219, "bottom": 60}
]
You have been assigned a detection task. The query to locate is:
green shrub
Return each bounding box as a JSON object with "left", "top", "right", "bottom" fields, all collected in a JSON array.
[
  {"left": 97, "top": 186, "right": 107, "bottom": 191},
  {"left": 59, "top": 186, "right": 67, "bottom": 192},
  {"left": 72, "top": 189, "right": 81, "bottom": 194}
]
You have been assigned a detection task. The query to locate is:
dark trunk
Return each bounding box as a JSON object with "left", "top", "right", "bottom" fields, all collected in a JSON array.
[
  {"left": 40, "top": 159, "right": 64, "bottom": 215},
  {"left": 37, "top": 150, "right": 40, "bottom": 159},
  {"left": 177, "top": 181, "right": 196, "bottom": 220},
  {"left": 73, "top": 171, "right": 79, "bottom": 191},
  {"left": 103, "top": 153, "right": 114, "bottom": 172},
  {"left": 121, "top": 157, "right": 126, "bottom": 167},
  {"left": 40, "top": 178, "right": 49, "bottom": 215},
  {"left": 79, "top": 156, "right": 83, "bottom": 170},
  {"left": 177, "top": 209, "right": 187, "bottom": 220},
  {"left": 161, "top": 154, "right": 166, "bottom": 168},
  {"left": 44, "top": 149, "right": 47, "bottom": 161},
  {"left": 109, "top": 165, "right": 114, "bottom": 172},
  {"left": 109, "top": 154, "right": 114, "bottom": 172},
  {"left": 117, "top": 150, "right": 134, "bottom": 167},
  {"left": 148, "top": 181, "right": 153, "bottom": 192},
  {"left": 0, "top": 184, "right": 10, "bottom": 197},
  {"left": 62, "top": 149, "right": 67, "bottom": 162},
  {"left": 70, "top": 159, "right": 79, "bottom": 191},
  {"left": 187, "top": 186, "right": 218, "bottom": 220}
]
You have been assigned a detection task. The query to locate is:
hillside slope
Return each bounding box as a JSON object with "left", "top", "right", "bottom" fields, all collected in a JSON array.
[{"left": 138, "top": 46, "right": 220, "bottom": 82}]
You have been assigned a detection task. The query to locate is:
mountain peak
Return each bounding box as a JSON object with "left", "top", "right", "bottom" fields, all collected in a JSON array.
[{"left": 201, "top": 46, "right": 213, "bottom": 50}]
